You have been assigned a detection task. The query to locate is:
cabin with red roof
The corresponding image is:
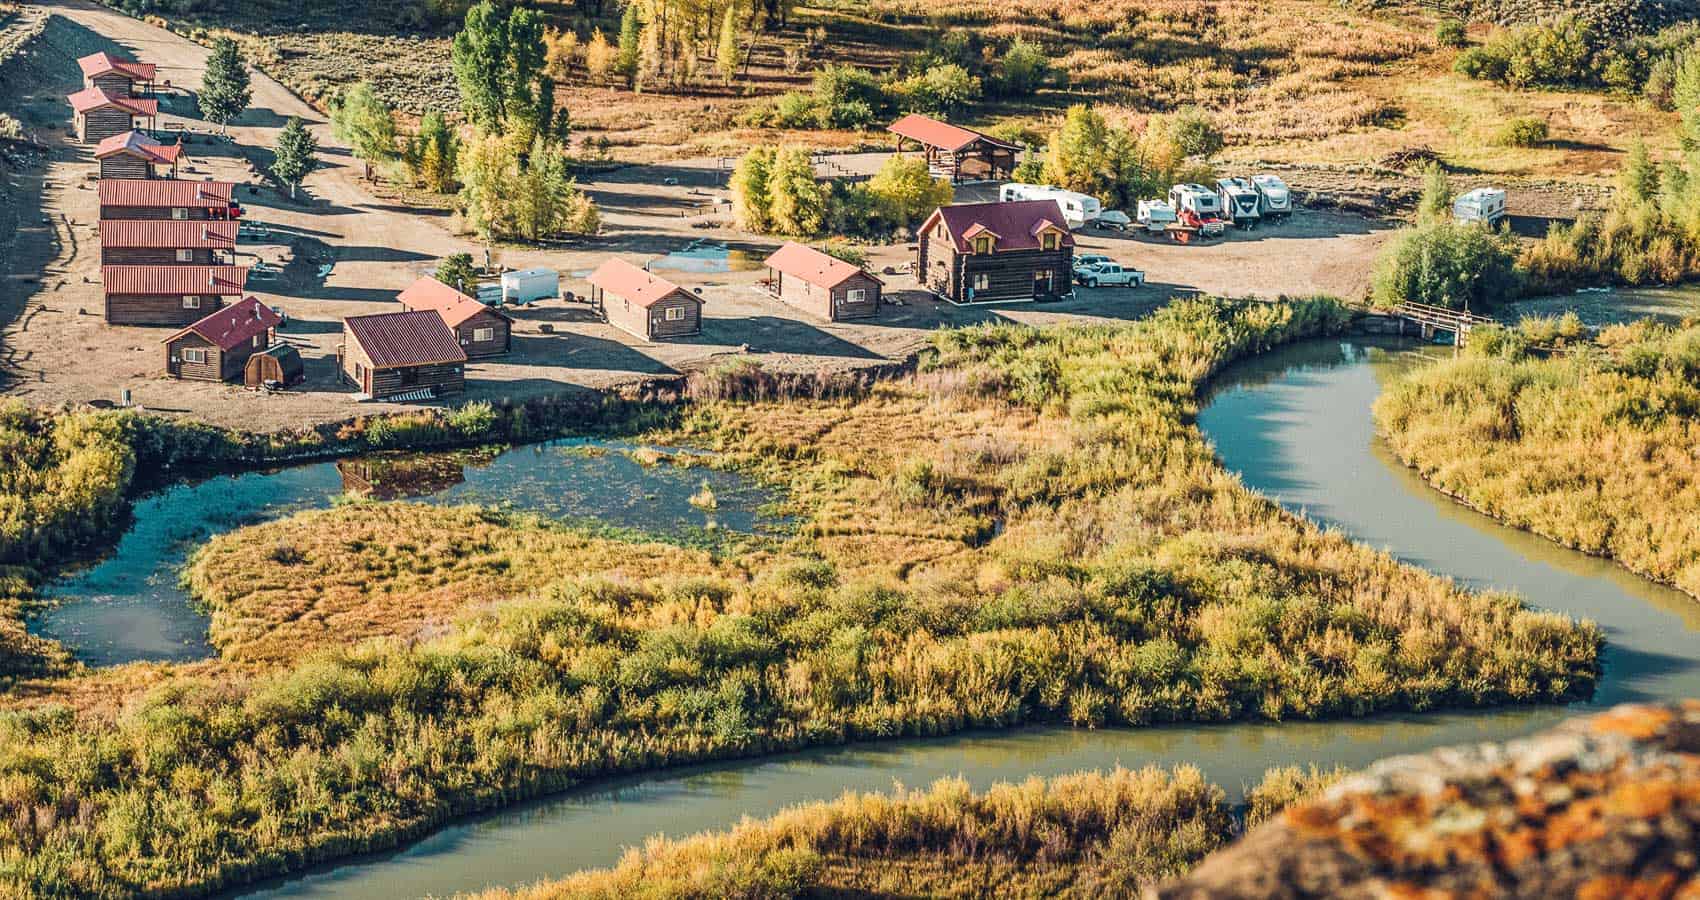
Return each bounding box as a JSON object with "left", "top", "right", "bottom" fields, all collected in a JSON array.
[
  {"left": 340, "top": 310, "right": 467, "bottom": 401},
  {"left": 78, "top": 52, "right": 156, "bottom": 97},
  {"left": 99, "top": 220, "right": 236, "bottom": 265},
  {"left": 888, "top": 114, "right": 1022, "bottom": 183},
  {"left": 162, "top": 296, "right": 280, "bottom": 382},
  {"left": 396, "top": 276, "right": 513, "bottom": 358},
  {"left": 99, "top": 180, "right": 237, "bottom": 220},
  {"left": 69, "top": 87, "right": 157, "bottom": 143},
  {"left": 917, "top": 200, "right": 1074, "bottom": 304},
  {"left": 103, "top": 264, "right": 248, "bottom": 326},
  {"left": 95, "top": 131, "right": 181, "bottom": 180},
  {"left": 586, "top": 258, "right": 703, "bottom": 342},
  {"left": 762, "top": 242, "right": 882, "bottom": 321}
]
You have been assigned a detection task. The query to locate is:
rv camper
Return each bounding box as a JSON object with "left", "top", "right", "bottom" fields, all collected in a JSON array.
[
  {"left": 1251, "top": 174, "right": 1292, "bottom": 217},
  {"left": 998, "top": 184, "right": 1102, "bottom": 229},
  {"left": 1453, "top": 188, "right": 1507, "bottom": 226},
  {"left": 1216, "top": 177, "right": 1262, "bottom": 228}
]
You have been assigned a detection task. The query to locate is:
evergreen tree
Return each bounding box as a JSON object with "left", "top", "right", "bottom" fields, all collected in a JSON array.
[
  {"left": 716, "top": 5, "right": 739, "bottom": 86},
  {"left": 435, "top": 253, "right": 478, "bottom": 294},
  {"left": 1416, "top": 162, "right": 1453, "bottom": 224},
  {"left": 453, "top": 2, "right": 513, "bottom": 131},
  {"left": 617, "top": 4, "right": 642, "bottom": 83},
  {"left": 271, "top": 117, "right": 320, "bottom": 199},
  {"left": 1620, "top": 140, "right": 1659, "bottom": 205},
  {"left": 199, "top": 37, "right": 251, "bottom": 133}
]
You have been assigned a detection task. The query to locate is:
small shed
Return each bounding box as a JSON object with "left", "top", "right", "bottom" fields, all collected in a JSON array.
[
  {"left": 763, "top": 242, "right": 882, "bottom": 322},
  {"left": 888, "top": 114, "right": 1022, "bottom": 183},
  {"left": 244, "top": 344, "right": 304, "bottom": 390},
  {"left": 163, "top": 296, "right": 281, "bottom": 382},
  {"left": 341, "top": 310, "right": 468, "bottom": 401},
  {"left": 396, "top": 275, "right": 513, "bottom": 358},
  {"left": 586, "top": 258, "right": 703, "bottom": 342}
]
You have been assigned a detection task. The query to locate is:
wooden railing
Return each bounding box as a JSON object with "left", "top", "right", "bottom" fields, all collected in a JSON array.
[{"left": 1391, "top": 301, "right": 1496, "bottom": 347}]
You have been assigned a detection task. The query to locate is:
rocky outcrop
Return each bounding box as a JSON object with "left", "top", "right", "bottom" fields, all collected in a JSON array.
[{"left": 1156, "top": 703, "right": 1700, "bottom": 899}]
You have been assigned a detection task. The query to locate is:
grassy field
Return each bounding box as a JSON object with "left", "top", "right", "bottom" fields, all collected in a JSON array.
[{"left": 1376, "top": 316, "right": 1700, "bottom": 598}]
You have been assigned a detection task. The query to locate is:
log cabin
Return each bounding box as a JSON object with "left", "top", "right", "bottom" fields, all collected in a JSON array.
[
  {"left": 162, "top": 296, "right": 281, "bottom": 382},
  {"left": 68, "top": 87, "right": 156, "bottom": 144},
  {"left": 916, "top": 200, "right": 1075, "bottom": 304},
  {"left": 98, "top": 180, "right": 237, "bottom": 221},
  {"left": 762, "top": 241, "right": 882, "bottom": 321},
  {"left": 396, "top": 276, "right": 513, "bottom": 358},
  {"left": 102, "top": 264, "right": 247, "bottom": 326},
  {"left": 888, "top": 114, "right": 1022, "bottom": 183},
  {"left": 586, "top": 258, "right": 703, "bottom": 342},
  {"left": 99, "top": 220, "right": 236, "bottom": 265},
  {"left": 77, "top": 52, "right": 155, "bottom": 96},
  {"left": 341, "top": 310, "right": 468, "bottom": 401},
  {"left": 94, "top": 131, "right": 181, "bottom": 180}
]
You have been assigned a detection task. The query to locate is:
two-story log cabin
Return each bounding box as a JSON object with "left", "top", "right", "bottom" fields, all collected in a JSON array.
[
  {"left": 94, "top": 131, "right": 181, "bottom": 180},
  {"left": 917, "top": 200, "right": 1075, "bottom": 304},
  {"left": 396, "top": 276, "right": 513, "bottom": 358},
  {"left": 68, "top": 87, "right": 156, "bottom": 144},
  {"left": 99, "top": 180, "right": 237, "bottom": 221},
  {"left": 762, "top": 241, "right": 882, "bottom": 321},
  {"left": 162, "top": 296, "right": 280, "bottom": 382},
  {"left": 77, "top": 52, "right": 156, "bottom": 96},
  {"left": 102, "top": 264, "right": 248, "bottom": 326},
  {"left": 99, "top": 220, "right": 236, "bottom": 265},
  {"left": 341, "top": 310, "right": 468, "bottom": 401},
  {"left": 586, "top": 258, "right": 704, "bottom": 342}
]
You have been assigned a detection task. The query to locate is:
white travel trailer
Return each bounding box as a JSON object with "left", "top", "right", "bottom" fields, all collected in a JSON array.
[
  {"left": 1453, "top": 188, "right": 1507, "bottom": 226},
  {"left": 1250, "top": 173, "right": 1292, "bottom": 217},
  {"left": 1136, "top": 199, "right": 1177, "bottom": 234},
  {"left": 1216, "top": 177, "right": 1262, "bottom": 228},
  {"left": 1168, "top": 183, "right": 1222, "bottom": 218},
  {"left": 998, "top": 183, "right": 1102, "bottom": 229},
  {"left": 500, "top": 267, "right": 560, "bottom": 305}
]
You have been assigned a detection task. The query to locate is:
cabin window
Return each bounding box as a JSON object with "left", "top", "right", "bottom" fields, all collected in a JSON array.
[
  {"left": 972, "top": 273, "right": 990, "bottom": 291},
  {"left": 664, "top": 306, "right": 685, "bottom": 321},
  {"left": 1042, "top": 232, "right": 1058, "bottom": 251},
  {"left": 181, "top": 296, "right": 200, "bottom": 309},
  {"left": 974, "top": 237, "right": 992, "bottom": 255},
  {"left": 846, "top": 288, "right": 867, "bottom": 303},
  {"left": 171, "top": 207, "right": 188, "bottom": 220},
  {"left": 252, "top": 335, "right": 262, "bottom": 348},
  {"left": 181, "top": 348, "right": 206, "bottom": 364},
  {"left": 355, "top": 362, "right": 365, "bottom": 382},
  {"left": 473, "top": 326, "right": 494, "bottom": 342}
]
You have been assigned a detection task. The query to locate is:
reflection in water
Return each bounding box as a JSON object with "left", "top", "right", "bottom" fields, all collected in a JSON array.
[
  {"left": 645, "top": 240, "right": 763, "bottom": 275},
  {"left": 240, "top": 338, "right": 1700, "bottom": 900},
  {"left": 30, "top": 440, "right": 786, "bottom": 667}
]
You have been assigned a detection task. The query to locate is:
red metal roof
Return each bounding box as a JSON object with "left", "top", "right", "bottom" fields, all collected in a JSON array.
[
  {"left": 94, "top": 131, "right": 182, "bottom": 164},
  {"left": 396, "top": 276, "right": 511, "bottom": 328},
  {"left": 921, "top": 200, "right": 1074, "bottom": 253},
  {"left": 164, "top": 296, "right": 280, "bottom": 351},
  {"left": 98, "top": 179, "right": 234, "bottom": 209},
  {"left": 344, "top": 310, "right": 468, "bottom": 368},
  {"left": 68, "top": 87, "right": 157, "bottom": 116},
  {"left": 888, "top": 114, "right": 1021, "bottom": 153},
  {"left": 78, "top": 52, "right": 156, "bottom": 82},
  {"left": 99, "top": 220, "right": 236, "bottom": 249},
  {"left": 764, "top": 241, "right": 881, "bottom": 290},
  {"left": 102, "top": 265, "right": 247, "bottom": 295},
  {"left": 587, "top": 258, "right": 698, "bottom": 309}
]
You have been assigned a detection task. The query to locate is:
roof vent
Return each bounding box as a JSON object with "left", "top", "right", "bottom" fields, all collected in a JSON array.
[{"left": 207, "top": 272, "right": 216, "bottom": 286}]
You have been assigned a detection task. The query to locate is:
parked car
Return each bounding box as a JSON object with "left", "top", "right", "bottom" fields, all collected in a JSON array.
[
  {"left": 1076, "top": 262, "right": 1145, "bottom": 288},
  {"left": 1096, "top": 209, "right": 1133, "bottom": 231},
  {"left": 1136, "top": 200, "right": 1177, "bottom": 234},
  {"left": 1216, "top": 177, "right": 1262, "bottom": 228},
  {"left": 1454, "top": 187, "right": 1507, "bottom": 226},
  {"left": 1251, "top": 174, "right": 1292, "bottom": 217}
]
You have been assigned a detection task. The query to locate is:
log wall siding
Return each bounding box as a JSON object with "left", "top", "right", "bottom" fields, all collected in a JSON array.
[
  {"left": 774, "top": 271, "right": 880, "bottom": 321},
  {"left": 106, "top": 294, "right": 225, "bottom": 326},
  {"left": 919, "top": 232, "right": 1073, "bottom": 304},
  {"left": 101, "top": 247, "right": 218, "bottom": 265},
  {"left": 163, "top": 333, "right": 262, "bottom": 381},
  {"left": 89, "top": 73, "right": 134, "bottom": 95},
  {"left": 100, "top": 205, "right": 217, "bottom": 221},
  {"left": 80, "top": 107, "right": 134, "bottom": 143},
  {"left": 598, "top": 287, "right": 702, "bottom": 341},
  {"left": 453, "top": 309, "right": 511, "bottom": 358},
  {"left": 98, "top": 154, "right": 150, "bottom": 180},
  {"left": 340, "top": 330, "right": 465, "bottom": 399}
]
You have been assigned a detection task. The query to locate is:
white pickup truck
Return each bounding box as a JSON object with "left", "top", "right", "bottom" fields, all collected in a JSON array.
[{"left": 1076, "top": 261, "right": 1145, "bottom": 288}]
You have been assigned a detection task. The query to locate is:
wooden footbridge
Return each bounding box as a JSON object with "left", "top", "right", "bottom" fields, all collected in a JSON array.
[{"left": 1390, "top": 302, "right": 1496, "bottom": 348}]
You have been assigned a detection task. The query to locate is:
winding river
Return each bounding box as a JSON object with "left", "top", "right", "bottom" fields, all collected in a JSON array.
[{"left": 227, "top": 337, "right": 1700, "bottom": 898}]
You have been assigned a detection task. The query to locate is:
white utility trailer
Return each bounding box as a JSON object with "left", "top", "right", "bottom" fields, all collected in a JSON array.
[{"left": 501, "top": 268, "right": 560, "bottom": 305}]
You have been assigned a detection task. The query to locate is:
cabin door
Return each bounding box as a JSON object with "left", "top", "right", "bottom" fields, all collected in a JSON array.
[{"left": 1034, "top": 269, "right": 1053, "bottom": 298}]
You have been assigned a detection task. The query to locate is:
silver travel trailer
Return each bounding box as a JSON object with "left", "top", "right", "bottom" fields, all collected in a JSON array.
[
  {"left": 998, "top": 183, "right": 1102, "bottom": 229},
  {"left": 1216, "top": 177, "right": 1261, "bottom": 228},
  {"left": 1168, "top": 183, "right": 1221, "bottom": 218},
  {"left": 1453, "top": 188, "right": 1507, "bottom": 226},
  {"left": 1251, "top": 173, "right": 1292, "bottom": 217}
]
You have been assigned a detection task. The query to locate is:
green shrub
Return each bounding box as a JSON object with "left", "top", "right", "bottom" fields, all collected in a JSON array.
[
  {"left": 1371, "top": 221, "right": 1521, "bottom": 310},
  {"left": 1435, "top": 20, "right": 1468, "bottom": 49},
  {"left": 890, "top": 63, "right": 982, "bottom": 116},
  {"left": 1494, "top": 116, "right": 1549, "bottom": 147}
]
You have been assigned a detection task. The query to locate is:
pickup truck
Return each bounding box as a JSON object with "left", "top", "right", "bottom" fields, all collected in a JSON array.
[
  {"left": 1076, "top": 262, "right": 1145, "bottom": 288},
  {"left": 1073, "top": 254, "right": 1113, "bottom": 278}
]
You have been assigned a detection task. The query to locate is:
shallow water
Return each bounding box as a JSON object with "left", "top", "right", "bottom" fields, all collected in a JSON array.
[
  {"left": 29, "top": 440, "right": 784, "bottom": 667},
  {"left": 644, "top": 241, "right": 764, "bottom": 275},
  {"left": 238, "top": 337, "right": 1700, "bottom": 899}
]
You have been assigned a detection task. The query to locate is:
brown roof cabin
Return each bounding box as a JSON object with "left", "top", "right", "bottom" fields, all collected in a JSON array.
[
  {"left": 102, "top": 264, "right": 248, "bottom": 326},
  {"left": 162, "top": 296, "right": 280, "bottom": 382},
  {"left": 396, "top": 276, "right": 513, "bottom": 358},
  {"left": 917, "top": 200, "right": 1074, "bottom": 304},
  {"left": 77, "top": 52, "right": 156, "bottom": 96},
  {"left": 98, "top": 180, "right": 237, "bottom": 221},
  {"left": 586, "top": 259, "right": 703, "bottom": 342},
  {"left": 99, "top": 220, "right": 236, "bottom": 265},
  {"left": 95, "top": 131, "right": 181, "bottom": 180},
  {"left": 69, "top": 87, "right": 157, "bottom": 144},
  {"left": 341, "top": 310, "right": 467, "bottom": 401},
  {"left": 888, "top": 114, "right": 1022, "bottom": 184},
  {"left": 762, "top": 242, "right": 882, "bottom": 322}
]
